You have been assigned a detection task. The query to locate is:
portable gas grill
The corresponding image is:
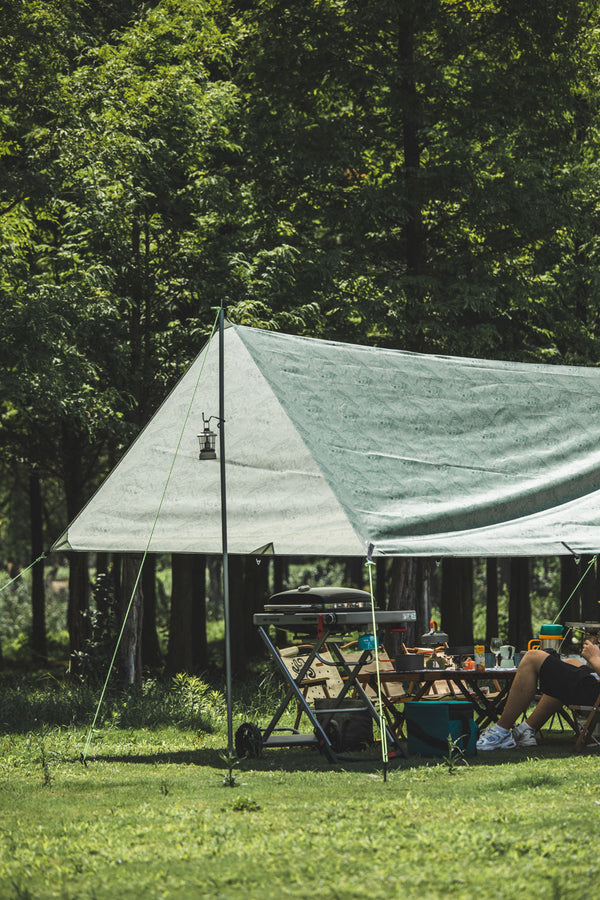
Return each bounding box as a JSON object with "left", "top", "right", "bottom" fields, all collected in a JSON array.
[
  {"left": 256, "top": 585, "right": 412, "bottom": 635},
  {"left": 237, "top": 586, "right": 416, "bottom": 763}
]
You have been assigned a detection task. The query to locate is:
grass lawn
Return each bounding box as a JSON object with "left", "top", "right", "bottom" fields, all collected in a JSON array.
[{"left": 1, "top": 714, "right": 599, "bottom": 900}]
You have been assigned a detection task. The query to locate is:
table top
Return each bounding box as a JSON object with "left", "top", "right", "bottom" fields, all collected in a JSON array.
[{"left": 361, "top": 666, "right": 517, "bottom": 680}]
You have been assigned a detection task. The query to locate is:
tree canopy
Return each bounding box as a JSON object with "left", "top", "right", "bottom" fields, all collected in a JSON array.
[{"left": 2, "top": 0, "right": 600, "bottom": 664}]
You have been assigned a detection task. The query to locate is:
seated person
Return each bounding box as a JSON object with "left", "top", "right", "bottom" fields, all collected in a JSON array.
[{"left": 477, "top": 639, "right": 600, "bottom": 750}]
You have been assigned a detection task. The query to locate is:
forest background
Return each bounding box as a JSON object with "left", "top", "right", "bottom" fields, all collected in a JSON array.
[{"left": 2, "top": 0, "right": 600, "bottom": 684}]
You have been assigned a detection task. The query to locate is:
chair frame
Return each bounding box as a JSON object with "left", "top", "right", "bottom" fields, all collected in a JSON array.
[{"left": 566, "top": 694, "right": 600, "bottom": 752}]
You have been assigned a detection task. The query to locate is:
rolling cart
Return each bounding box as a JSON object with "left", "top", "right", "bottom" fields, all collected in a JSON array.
[{"left": 235, "top": 586, "right": 416, "bottom": 763}]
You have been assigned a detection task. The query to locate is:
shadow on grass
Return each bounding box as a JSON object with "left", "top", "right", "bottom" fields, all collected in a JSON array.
[{"left": 81, "top": 734, "right": 582, "bottom": 773}]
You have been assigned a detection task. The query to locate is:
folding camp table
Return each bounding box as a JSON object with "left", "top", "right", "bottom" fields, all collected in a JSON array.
[
  {"left": 358, "top": 667, "right": 518, "bottom": 737},
  {"left": 238, "top": 605, "right": 417, "bottom": 763}
]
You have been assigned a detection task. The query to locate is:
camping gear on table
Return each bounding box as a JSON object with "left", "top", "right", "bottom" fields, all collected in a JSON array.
[
  {"left": 528, "top": 624, "right": 564, "bottom": 652},
  {"left": 474, "top": 643, "right": 485, "bottom": 671},
  {"left": 499, "top": 644, "right": 516, "bottom": 667},
  {"left": 420, "top": 621, "right": 449, "bottom": 648},
  {"left": 404, "top": 701, "right": 477, "bottom": 757},
  {"left": 394, "top": 653, "right": 425, "bottom": 671}
]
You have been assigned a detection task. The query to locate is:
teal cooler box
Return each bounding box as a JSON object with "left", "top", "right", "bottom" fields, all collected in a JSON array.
[{"left": 405, "top": 701, "right": 477, "bottom": 757}]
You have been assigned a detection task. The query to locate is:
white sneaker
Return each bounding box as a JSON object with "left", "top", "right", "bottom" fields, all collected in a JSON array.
[
  {"left": 476, "top": 723, "right": 516, "bottom": 751},
  {"left": 512, "top": 722, "right": 537, "bottom": 747}
]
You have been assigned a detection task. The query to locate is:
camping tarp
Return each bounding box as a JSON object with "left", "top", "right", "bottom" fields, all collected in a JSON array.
[{"left": 52, "top": 323, "right": 600, "bottom": 558}]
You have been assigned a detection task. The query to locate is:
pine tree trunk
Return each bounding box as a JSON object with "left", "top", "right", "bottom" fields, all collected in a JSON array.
[
  {"left": 388, "top": 558, "right": 430, "bottom": 654},
  {"left": 560, "top": 556, "right": 580, "bottom": 624},
  {"left": 273, "top": 557, "right": 288, "bottom": 594},
  {"left": 508, "top": 558, "right": 531, "bottom": 651},
  {"left": 228, "top": 556, "right": 270, "bottom": 676},
  {"left": 167, "top": 553, "right": 195, "bottom": 674},
  {"left": 119, "top": 554, "right": 143, "bottom": 685},
  {"left": 485, "top": 558, "right": 499, "bottom": 644},
  {"left": 61, "top": 423, "right": 91, "bottom": 656},
  {"left": 343, "top": 558, "right": 364, "bottom": 589},
  {"left": 67, "top": 552, "right": 91, "bottom": 657},
  {"left": 191, "top": 555, "right": 208, "bottom": 672},
  {"left": 440, "top": 558, "right": 473, "bottom": 646},
  {"left": 141, "top": 555, "right": 162, "bottom": 670},
  {"left": 580, "top": 555, "right": 600, "bottom": 621},
  {"left": 29, "top": 472, "right": 47, "bottom": 663}
]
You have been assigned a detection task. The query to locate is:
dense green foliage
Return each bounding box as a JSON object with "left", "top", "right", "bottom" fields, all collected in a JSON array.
[{"left": 2, "top": 0, "right": 600, "bottom": 662}]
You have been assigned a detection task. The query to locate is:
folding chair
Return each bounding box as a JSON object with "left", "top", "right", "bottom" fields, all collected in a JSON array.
[
  {"left": 339, "top": 643, "right": 414, "bottom": 738},
  {"left": 277, "top": 644, "right": 346, "bottom": 730},
  {"left": 567, "top": 693, "right": 600, "bottom": 752}
]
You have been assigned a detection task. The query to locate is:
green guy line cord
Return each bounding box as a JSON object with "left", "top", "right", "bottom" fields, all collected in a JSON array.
[
  {"left": 552, "top": 554, "right": 598, "bottom": 625},
  {"left": 0, "top": 554, "right": 46, "bottom": 594},
  {"left": 366, "top": 557, "right": 389, "bottom": 778},
  {"left": 82, "top": 308, "right": 221, "bottom": 763}
]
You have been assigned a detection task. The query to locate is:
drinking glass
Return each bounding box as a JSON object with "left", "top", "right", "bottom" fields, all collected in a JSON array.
[{"left": 490, "top": 637, "right": 502, "bottom": 667}]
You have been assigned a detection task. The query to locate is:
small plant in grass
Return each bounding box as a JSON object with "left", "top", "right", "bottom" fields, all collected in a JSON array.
[
  {"left": 26, "top": 728, "right": 55, "bottom": 787},
  {"left": 440, "top": 734, "right": 470, "bottom": 774},
  {"left": 230, "top": 796, "right": 260, "bottom": 812},
  {"left": 219, "top": 751, "right": 241, "bottom": 787}
]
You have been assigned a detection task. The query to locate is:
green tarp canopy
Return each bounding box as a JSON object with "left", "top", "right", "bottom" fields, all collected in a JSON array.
[{"left": 52, "top": 323, "right": 600, "bottom": 558}]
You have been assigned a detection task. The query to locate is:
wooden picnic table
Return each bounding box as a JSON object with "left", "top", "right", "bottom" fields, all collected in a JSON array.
[{"left": 358, "top": 666, "right": 518, "bottom": 736}]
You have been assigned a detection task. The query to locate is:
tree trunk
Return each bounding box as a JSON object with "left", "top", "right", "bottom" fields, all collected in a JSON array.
[
  {"left": 398, "top": 7, "right": 423, "bottom": 280},
  {"left": 440, "top": 558, "right": 473, "bottom": 646},
  {"left": 485, "top": 558, "right": 499, "bottom": 644},
  {"left": 273, "top": 557, "right": 288, "bottom": 594},
  {"left": 343, "top": 558, "right": 364, "bottom": 589},
  {"left": 560, "top": 555, "right": 580, "bottom": 624},
  {"left": 228, "top": 556, "right": 269, "bottom": 676},
  {"left": 119, "top": 554, "right": 143, "bottom": 685},
  {"left": 581, "top": 555, "right": 600, "bottom": 622},
  {"left": 61, "top": 422, "right": 91, "bottom": 655},
  {"left": 191, "top": 554, "right": 208, "bottom": 672},
  {"left": 375, "top": 558, "right": 387, "bottom": 610},
  {"left": 29, "top": 472, "right": 47, "bottom": 663},
  {"left": 167, "top": 553, "right": 196, "bottom": 674},
  {"left": 508, "top": 558, "right": 531, "bottom": 651},
  {"left": 272, "top": 557, "right": 289, "bottom": 648},
  {"left": 141, "top": 555, "right": 162, "bottom": 670},
  {"left": 67, "top": 552, "right": 91, "bottom": 656},
  {"left": 228, "top": 556, "right": 245, "bottom": 676},
  {"left": 207, "top": 557, "right": 222, "bottom": 619},
  {"left": 388, "top": 557, "right": 430, "bottom": 654}
]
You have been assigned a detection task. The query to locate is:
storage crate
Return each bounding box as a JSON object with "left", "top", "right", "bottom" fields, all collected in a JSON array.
[{"left": 404, "top": 701, "right": 477, "bottom": 757}]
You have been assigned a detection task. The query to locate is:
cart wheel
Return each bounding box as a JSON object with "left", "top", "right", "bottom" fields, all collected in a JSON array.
[{"left": 235, "top": 722, "right": 263, "bottom": 758}]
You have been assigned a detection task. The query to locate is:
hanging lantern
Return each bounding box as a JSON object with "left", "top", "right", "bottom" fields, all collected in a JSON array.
[{"left": 198, "top": 414, "right": 217, "bottom": 460}]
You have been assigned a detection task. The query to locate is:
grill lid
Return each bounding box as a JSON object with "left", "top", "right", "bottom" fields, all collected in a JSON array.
[{"left": 264, "top": 585, "right": 375, "bottom": 613}]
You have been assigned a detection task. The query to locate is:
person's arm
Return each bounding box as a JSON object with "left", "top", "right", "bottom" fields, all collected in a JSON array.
[{"left": 581, "top": 640, "right": 600, "bottom": 676}]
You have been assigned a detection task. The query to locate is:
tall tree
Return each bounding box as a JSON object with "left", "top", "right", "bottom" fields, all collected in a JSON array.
[{"left": 1, "top": 0, "right": 244, "bottom": 671}]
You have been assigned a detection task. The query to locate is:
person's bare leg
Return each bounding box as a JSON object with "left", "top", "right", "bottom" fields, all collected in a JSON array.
[
  {"left": 525, "top": 694, "right": 563, "bottom": 730},
  {"left": 496, "top": 650, "right": 550, "bottom": 730},
  {"left": 496, "top": 651, "right": 587, "bottom": 731},
  {"left": 524, "top": 656, "right": 587, "bottom": 730}
]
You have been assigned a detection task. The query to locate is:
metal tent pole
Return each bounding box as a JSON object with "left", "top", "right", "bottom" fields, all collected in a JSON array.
[{"left": 218, "top": 304, "right": 234, "bottom": 754}]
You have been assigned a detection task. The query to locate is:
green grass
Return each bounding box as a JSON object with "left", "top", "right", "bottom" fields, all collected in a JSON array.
[{"left": 1, "top": 704, "right": 599, "bottom": 900}]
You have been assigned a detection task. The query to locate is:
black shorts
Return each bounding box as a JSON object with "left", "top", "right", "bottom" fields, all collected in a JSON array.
[{"left": 539, "top": 653, "right": 600, "bottom": 706}]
